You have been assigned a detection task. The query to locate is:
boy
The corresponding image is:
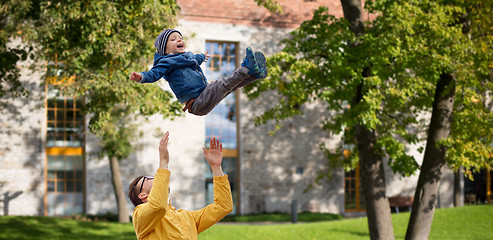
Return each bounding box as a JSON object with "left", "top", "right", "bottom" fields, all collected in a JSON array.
[{"left": 130, "top": 29, "right": 267, "bottom": 116}]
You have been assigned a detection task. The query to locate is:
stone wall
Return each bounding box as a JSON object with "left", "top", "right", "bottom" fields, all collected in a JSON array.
[
  {"left": 0, "top": 39, "right": 46, "bottom": 216},
  {"left": 178, "top": 0, "right": 344, "bottom": 28},
  {"left": 240, "top": 91, "right": 345, "bottom": 214}
]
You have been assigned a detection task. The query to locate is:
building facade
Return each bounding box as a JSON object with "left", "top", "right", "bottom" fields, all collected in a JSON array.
[{"left": 1, "top": 0, "right": 469, "bottom": 218}]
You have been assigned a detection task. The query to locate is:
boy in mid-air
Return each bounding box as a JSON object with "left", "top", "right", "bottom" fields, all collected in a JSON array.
[{"left": 130, "top": 29, "right": 267, "bottom": 116}]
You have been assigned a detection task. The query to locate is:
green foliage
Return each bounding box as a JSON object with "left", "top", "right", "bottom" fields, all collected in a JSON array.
[
  {"left": 365, "top": 0, "right": 493, "bottom": 174},
  {"left": 253, "top": 0, "right": 283, "bottom": 13},
  {"left": 0, "top": 1, "right": 33, "bottom": 103},
  {"left": 13, "top": 0, "right": 183, "bottom": 160},
  {"left": 245, "top": 0, "right": 492, "bottom": 177}
]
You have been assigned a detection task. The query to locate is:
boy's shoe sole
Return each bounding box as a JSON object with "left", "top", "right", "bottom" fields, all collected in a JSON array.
[
  {"left": 241, "top": 47, "right": 259, "bottom": 75},
  {"left": 253, "top": 52, "right": 267, "bottom": 79}
]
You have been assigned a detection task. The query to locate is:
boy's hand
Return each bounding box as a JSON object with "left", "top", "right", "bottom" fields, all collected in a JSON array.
[
  {"left": 204, "top": 50, "right": 211, "bottom": 63},
  {"left": 130, "top": 72, "right": 142, "bottom": 82}
]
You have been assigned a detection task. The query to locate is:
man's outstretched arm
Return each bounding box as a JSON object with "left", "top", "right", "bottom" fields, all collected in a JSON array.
[
  {"left": 132, "top": 132, "right": 171, "bottom": 238},
  {"left": 192, "top": 138, "right": 233, "bottom": 233}
]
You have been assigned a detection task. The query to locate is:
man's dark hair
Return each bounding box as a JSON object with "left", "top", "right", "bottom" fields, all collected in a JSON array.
[{"left": 129, "top": 176, "right": 145, "bottom": 207}]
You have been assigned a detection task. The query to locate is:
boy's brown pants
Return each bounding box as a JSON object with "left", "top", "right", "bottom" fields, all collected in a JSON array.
[{"left": 184, "top": 66, "right": 256, "bottom": 116}]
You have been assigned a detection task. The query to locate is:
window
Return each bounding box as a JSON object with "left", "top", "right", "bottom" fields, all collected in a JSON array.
[
  {"left": 464, "top": 168, "right": 492, "bottom": 204},
  {"left": 46, "top": 88, "right": 84, "bottom": 147},
  {"left": 46, "top": 151, "right": 84, "bottom": 216},
  {"left": 345, "top": 161, "right": 365, "bottom": 212},
  {"left": 45, "top": 61, "right": 85, "bottom": 216},
  {"left": 204, "top": 41, "right": 240, "bottom": 214}
]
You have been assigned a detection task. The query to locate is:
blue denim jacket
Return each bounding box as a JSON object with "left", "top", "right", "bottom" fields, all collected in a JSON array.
[{"left": 139, "top": 52, "right": 207, "bottom": 103}]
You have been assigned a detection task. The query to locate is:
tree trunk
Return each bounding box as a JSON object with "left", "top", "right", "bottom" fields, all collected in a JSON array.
[
  {"left": 355, "top": 124, "right": 395, "bottom": 240},
  {"left": 109, "top": 156, "right": 130, "bottom": 223},
  {"left": 341, "top": 0, "right": 395, "bottom": 239},
  {"left": 454, "top": 167, "right": 463, "bottom": 207},
  {"left": 405, "top": 73, "right": 455, "bottom": 240},
  {"left": 341, "top": 0, "right": 365, "bottom": 36}
]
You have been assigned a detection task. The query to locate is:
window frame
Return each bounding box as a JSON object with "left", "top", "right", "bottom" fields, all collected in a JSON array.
[
  {"left": 344, "top": 161, "right": 365, "bottom": 212},
  {"left": 203, "top": 40, "right": 241, "bottom": 215},
  {"left": 44, "top": 60, "right": 86, "bottom": 216}
]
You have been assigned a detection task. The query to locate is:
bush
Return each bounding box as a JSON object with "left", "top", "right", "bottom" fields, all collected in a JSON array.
[{"left": 221, "top": 212, "right": 343, "bottom": 222}]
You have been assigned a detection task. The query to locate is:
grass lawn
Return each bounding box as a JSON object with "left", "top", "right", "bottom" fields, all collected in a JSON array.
[
  {"left": 0, "top": 205, "right": 491, "bottom": 240},
  {"left": 0, "top": 216, "right": 135, "bottom": 240},
  {"left": 200, "top": 205, "right": 493, "bottom": 240}
]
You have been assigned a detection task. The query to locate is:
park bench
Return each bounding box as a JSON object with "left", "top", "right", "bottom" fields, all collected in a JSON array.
[{"left": 388, "top": 196, "right": 413, "bottom": 213}]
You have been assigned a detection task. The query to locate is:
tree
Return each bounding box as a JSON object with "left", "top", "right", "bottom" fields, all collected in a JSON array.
[
  {"left": 244, "top": 0, "right": 492, "bottom": 239},
  {"left": 341, "top": 0, "right": 394, "bottom": 238},
  {"left": 0, "top": 1, "right": 32, "bottom": 104},
  {"left": 11, "top": 0, "right": 183, "bottom": 222},
  {"left": 247, "top": 0, "right": 396, "bottom": 238},
  {"left": 383, "top": 1, "right": 493, "bottom": 238}
]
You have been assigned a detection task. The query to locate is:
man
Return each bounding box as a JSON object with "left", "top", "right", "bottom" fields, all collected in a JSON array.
[{"left": 128, "top": 131, "right": 233, "bottom": 239}]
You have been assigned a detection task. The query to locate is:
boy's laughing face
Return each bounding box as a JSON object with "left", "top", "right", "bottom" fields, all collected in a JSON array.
[{"left": 166, "top": 32, "right": 185, "bottom": 55}]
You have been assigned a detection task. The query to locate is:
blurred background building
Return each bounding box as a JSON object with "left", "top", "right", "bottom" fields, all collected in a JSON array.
[{"left": 1, "top": 0, "right": 488, "bottom": 218}]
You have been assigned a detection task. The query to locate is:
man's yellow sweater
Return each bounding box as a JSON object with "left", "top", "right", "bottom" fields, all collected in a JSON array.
[{"left": 132, "top": 169, "right": 233, "bottom": 240}]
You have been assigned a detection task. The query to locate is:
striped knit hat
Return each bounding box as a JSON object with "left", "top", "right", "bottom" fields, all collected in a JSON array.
[{"left": 155, "top": 29, "right": 182, "bottom": 55}]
